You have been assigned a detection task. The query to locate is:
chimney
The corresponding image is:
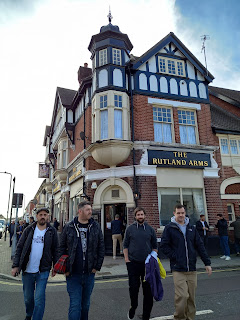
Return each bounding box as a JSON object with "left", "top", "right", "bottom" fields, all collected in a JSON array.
[{"left": 78, "top": 63, "right": 92, "bottom": 84}]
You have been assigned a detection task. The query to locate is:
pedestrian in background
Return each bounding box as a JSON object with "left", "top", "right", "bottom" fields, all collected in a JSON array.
[
  {"left": 215, "top": 213, "right": 231, "bottom": 261},
  {"left": 53, "top": 217, "right": 60, "bottom": 231},
  {"left": 59, "top": 201, "right": 104, "bottom": 320},
  {"left": 11, "top": 208, "right": 59, "bottom": 320},
  {"left": 29, "top": 216, "right": 35, "bottom": 224},
  {"left": 230, "top": 216, "right": 240, "bottom": 256},
  {"left": 161, "top": 204, "right": 212, "bottom": 320},
  {"left": 196, "top": 214, "right": 209, "bottom": 252},
  {"left": 123, "top": 207, "right": 158, "bottom": 320},
  {"left": 111, "top": 214, "right": 123, "bottom": 259},
  {"left": 9, "top": 220, "right": 15, "bottom": 247}
]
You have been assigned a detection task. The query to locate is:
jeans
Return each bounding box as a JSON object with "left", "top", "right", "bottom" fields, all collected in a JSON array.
[
  {"left": 219, "top": 236, "right": 230, "bottom": 256},
  {"left": 66, "top": 273, "right": 95, "bottom": 320},
  {"left": 22, "top": 271, "right": 49, "bottom": 320},
  {"left": 126, "top": 261, "right": 153, "bottom": 320}
]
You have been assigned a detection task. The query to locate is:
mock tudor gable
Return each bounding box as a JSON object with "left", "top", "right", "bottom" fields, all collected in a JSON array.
[{"left": 131, "top": 32, "right": 214, "bottom": 103}]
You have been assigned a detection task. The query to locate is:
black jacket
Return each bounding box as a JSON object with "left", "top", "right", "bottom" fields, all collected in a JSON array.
[
  {"left": 160, "top": 222, "right": 211, "bottom": 272},
  {"left": 196, "top": 220, "right": 209, "bottom": 237},
  {"left": 123, "top": 221, "right": 157, "bottom": 262},
  {"left": 59, "top": 217, "right": 105, "bottom": 274},
  {"left": 12, "top": 222, "right": 59, "bottom": 273},
  {"left": 215, "top": 218, "right": 228, "bottom": 236}
]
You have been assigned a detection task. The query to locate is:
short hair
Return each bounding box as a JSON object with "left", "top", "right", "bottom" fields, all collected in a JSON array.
[
  {"left": 29, "top": 217, "right": 34, "bottom": 220},
  {"left": 115, "top": 214, "right": 120, "bottom": 219},
  {"left": 78, "top": 201, "right": 91, "bottom": 211},
  {"left": 36, "top": 207, "right": 49, "bottom": 215},
  {"left": 134, "top": 207, "right": 146, "bottom": 216},
  {"left": 217, "top": 213, "right": 223, "bottom": 217},
  {"left": 200, "top": 214, "right": 205, "bottom": 217},
  {"left": 174, "top": 204, "right": 185, "bottom": 212}
]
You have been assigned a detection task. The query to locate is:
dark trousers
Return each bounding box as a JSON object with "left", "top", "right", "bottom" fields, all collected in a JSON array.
[
  {"left": 200, "top": 235, "right": 208, "bottom": 252},
  {"left": 126, "top": 261, "right": 153, "bottom": 320}
]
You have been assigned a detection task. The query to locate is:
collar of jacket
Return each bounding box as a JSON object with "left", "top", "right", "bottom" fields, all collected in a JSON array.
[
  {"left": 168, "top": 221, "right": 191, "bottom": 231},
  {"left": 133, "top": 221, "right": 146, "bottom": 230},
  {"left": 31, "top": 221, "right": 50, "bottom": 232},
  {"left": 70, "top": 217, "right": 94, "bottom": 237}
]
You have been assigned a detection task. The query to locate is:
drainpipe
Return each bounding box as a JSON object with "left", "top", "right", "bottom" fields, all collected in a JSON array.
[{"left": 128, "top": 64, "right": 138, "bottom": 207}]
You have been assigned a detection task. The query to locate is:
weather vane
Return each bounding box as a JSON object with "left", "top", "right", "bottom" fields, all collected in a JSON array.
[
  {"left": 107, "top": 6, "right": 113, "bottom": 23},
  {"left": 201, "top": 35, "right": 210, "bottom": 77}
]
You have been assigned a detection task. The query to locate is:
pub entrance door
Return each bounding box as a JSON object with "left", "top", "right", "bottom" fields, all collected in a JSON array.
[{"left": 104, "top": 203, "right": 127, "bottom": 255}]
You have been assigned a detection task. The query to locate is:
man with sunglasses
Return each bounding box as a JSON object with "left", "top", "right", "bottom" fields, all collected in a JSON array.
[{"left": 11, "top": 208, "right": 59, "bottom": 320}]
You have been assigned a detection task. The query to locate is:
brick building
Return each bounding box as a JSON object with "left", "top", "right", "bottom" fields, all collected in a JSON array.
[{"left": 34, "top": 19, "right": 240, "bottom": 254}]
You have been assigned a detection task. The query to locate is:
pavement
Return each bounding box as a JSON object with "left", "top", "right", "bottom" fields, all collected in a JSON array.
[{"left": 1, "top": 233, "right": 240, "bottom": 283}]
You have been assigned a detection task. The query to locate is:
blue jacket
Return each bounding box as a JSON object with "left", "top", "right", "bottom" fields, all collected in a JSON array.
[
  {"left": 145, "top": 252, "right": 164, "bottom": 301},
  {"left": 160, "top": 219, "right": 211, "bottom": 272}
]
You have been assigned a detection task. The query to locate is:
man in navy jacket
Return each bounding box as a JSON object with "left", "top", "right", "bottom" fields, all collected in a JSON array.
[{"left": 161, "top": 204, "right": 212, "bottom": 320}]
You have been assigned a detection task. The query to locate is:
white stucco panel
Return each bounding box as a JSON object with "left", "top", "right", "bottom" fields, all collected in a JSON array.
[
  {"left": 187, "top": 61, "right": 195, "bottom": 79},
  {"left": 139, "top": 73, "right": 148, "bottom": 90},
  {"left": 99, "top": 69, "right": 108, "bottom": 88},
  {"left": 189, "top": 81, "right": 198, "bottom": 97},
  {"left": 148, "top": 56, "right": 157, "bottom": 73},
  {"left": 199, "top": 83, "right": 207, "bottom": 99},
  {"left": 160, "top": 77, "right": 168, "bottom": 93},
  {"left": 149, "top": 75, "right": 158, "bottom": 92},
  {"left": 180, "top": 80, "right": 188, "bottom": 96},
  {"left": 197, "top": 71, "right": 205, "bottom": 81},
  {"left": 139, "top": 64, "right": 146, "bottom": 71},
  {"left": 113, "top": 68, "right": 123, "bottom": 87},
  {"left": 170, "top": 78, "right": 178, "bottom": 95}
]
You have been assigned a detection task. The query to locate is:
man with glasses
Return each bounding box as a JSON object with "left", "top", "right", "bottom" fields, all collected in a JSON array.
[{"left": 11, "top": 208, "right": 59, "bottom": 320}]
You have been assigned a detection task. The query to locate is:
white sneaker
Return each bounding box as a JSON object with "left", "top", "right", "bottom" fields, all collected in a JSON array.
[
  {"left": 225, "top": 256, "right": 231, "bottom": 261},
  {"left": 220, "top": 255, "right": 226, "bottom": 259},
  {"left": 113, "top": 256, "right": 116, "bottom": 260}
]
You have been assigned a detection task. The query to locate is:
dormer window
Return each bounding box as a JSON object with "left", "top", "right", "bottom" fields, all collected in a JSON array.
[
  {"left": 99, "top": 49, "right": 107, "bottom": 66},
  {"left": 158, "top": 57, "right": 185, "bottom": 77},
  {"left": 112, "top": 48, "right": 121, "bottom": 65}
]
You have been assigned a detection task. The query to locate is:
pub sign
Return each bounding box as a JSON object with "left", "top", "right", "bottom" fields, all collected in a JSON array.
[{"left": 148, "top": 150, "right": 211, "bottom": 169}]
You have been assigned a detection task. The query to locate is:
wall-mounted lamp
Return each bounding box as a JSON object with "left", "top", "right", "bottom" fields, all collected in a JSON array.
[
  {"left": 134, "top": 191, "right": 141, "bottom": 200},
  {"left": 81, "top": 192, "right": 90, "bottom": 202}
]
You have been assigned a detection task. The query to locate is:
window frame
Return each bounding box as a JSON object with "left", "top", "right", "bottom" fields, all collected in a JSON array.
[
  {"left": 219, "top": 136, "right": 240, "bottom": 156},
  {"left": 227, "top": 203, "right": 235, "bottom": 224},
  {"left": 112, "top": 48, "right": 121, "bottom": 65},
  {"left": 99, "top": 48, "right": 108, "bottom": 67},
  {"left": 114, "top": 94, "right": 123, "bottom": 139},
  {"left": 152, "top": 105, "right": 174, "bottom": 143},
  {"left": 178, "top": 108, "right": 199, "bottom": 145},
  {"left": 158, "top": 56, "right": 186, "bottom": 77}
]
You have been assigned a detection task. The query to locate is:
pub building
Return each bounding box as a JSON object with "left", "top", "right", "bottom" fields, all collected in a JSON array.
[{"left": 33, "top": 16, "right": 240, "bottom": 255}]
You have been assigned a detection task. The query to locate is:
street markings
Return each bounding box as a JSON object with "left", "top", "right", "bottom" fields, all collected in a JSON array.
[
  {"left": 151, "top": 309, "right": 214, "bottom": 320},
  {"left": 0, "top": 267, "right": 240, "bottom": 287}
]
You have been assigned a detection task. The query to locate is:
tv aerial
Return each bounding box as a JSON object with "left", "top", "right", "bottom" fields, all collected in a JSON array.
[{"left": 201, "top": 35, "right": 210, "bottom": 77}]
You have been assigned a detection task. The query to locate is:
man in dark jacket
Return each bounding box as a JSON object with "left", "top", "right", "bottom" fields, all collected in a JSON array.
[
  {"left": 11, "top": 208, "right": 59, "bottom": 320},
  {"left": 196, "top": 214, "right": 209, "bottom": 251},
  {"left": 215, "top": 213, "right": 231, "bottom": 260},
  {"left": 111, "top": 214, "right": 123, "bottom": 259},
  {"left": 230, "top": 216, "right": 240, "bottom": 256},
  {"left": 59, "top": 201, "right": 104, "bottom": 320},
  {"left": 161, "top": 204, "right": 211, "bottom": 320},
  {"left": 123, "top": 207, "right": 158, "bottom": 320}
]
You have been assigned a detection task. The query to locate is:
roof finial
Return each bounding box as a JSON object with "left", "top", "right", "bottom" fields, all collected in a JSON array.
[{"left": 107, "top": 6, "right": 112, "bottom": 24}]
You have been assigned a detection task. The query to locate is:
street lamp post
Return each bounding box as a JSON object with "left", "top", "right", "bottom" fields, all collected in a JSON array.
[{"left": 0, "top": 171, "right": 12, "bottom": 241}]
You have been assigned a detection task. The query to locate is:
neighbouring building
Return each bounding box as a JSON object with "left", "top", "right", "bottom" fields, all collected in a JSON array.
[{"left": 33, "top": 17, "right": 240, "bottom": 255}]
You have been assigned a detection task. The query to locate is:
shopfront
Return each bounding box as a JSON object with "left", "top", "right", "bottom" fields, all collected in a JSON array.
[{"left": 148, "top": 149, "right": 211, "bottom": 227}]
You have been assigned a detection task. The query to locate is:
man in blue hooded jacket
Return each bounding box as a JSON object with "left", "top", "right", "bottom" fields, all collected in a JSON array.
[
  {"left": 59, "top": 201, "right": 104, "bottom": 320},
  {"left": 161, "top": 204, "right": 212, "bottom": 320}
]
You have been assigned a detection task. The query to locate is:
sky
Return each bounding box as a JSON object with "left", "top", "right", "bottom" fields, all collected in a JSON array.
[{"left": 0, "top": 0, "right": 239, "bottom": 219}]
